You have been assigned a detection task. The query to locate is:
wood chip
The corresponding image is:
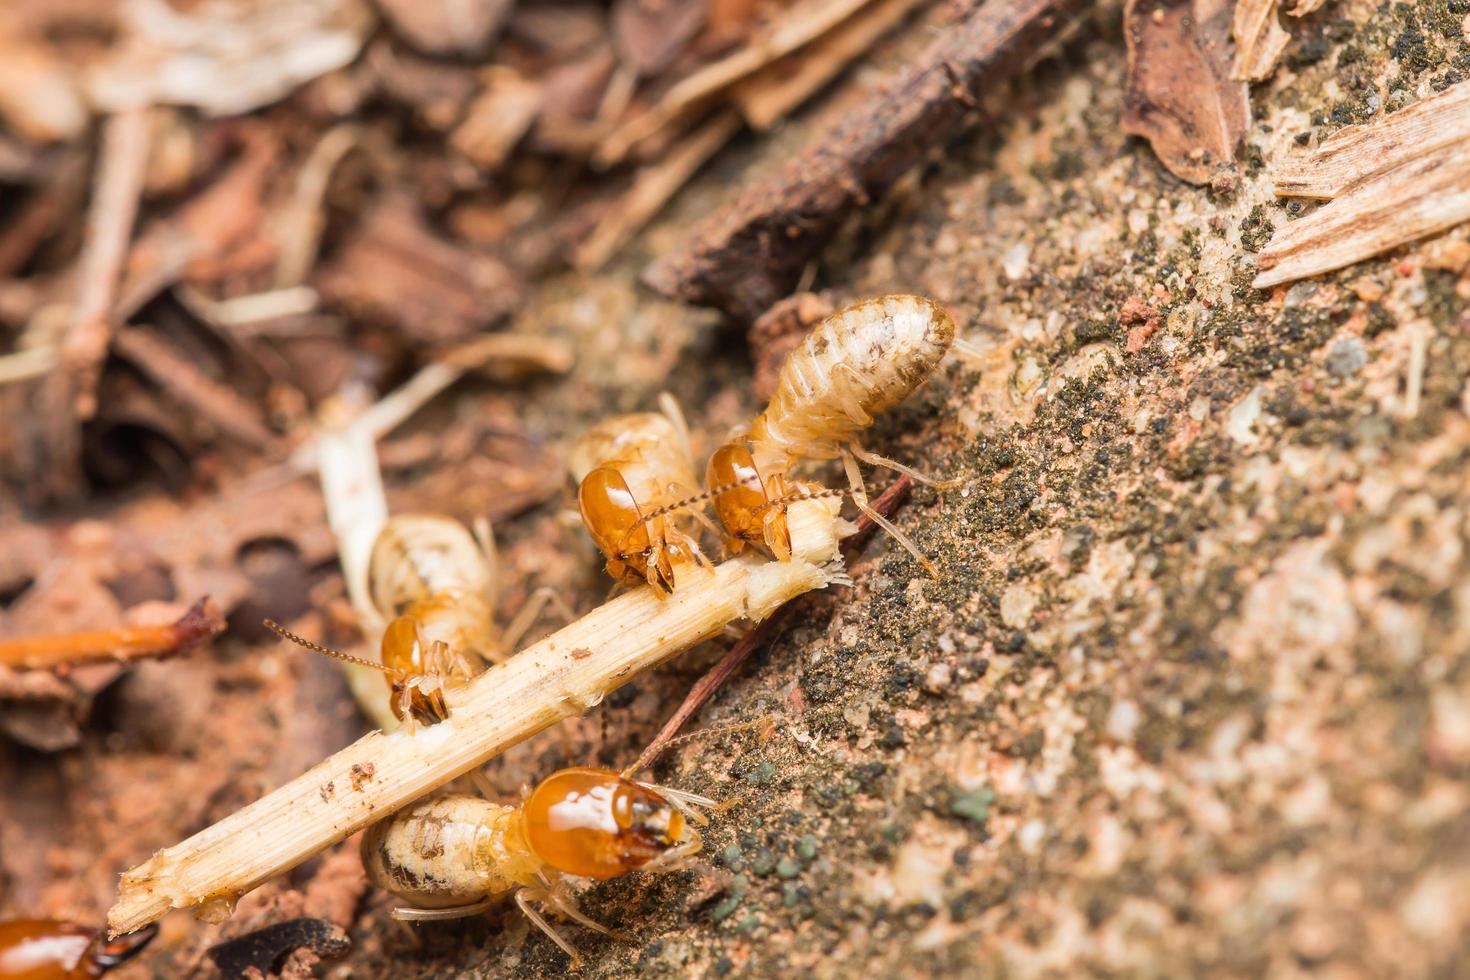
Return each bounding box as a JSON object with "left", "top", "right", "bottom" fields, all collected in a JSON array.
[
  {"left": 450, "top": 67, "right": 544, "bottom": 170},
  {"left": 1122, "top": 0, "right": 1247, "bottom": 186},
  {"left": 89, "top": 0, "right": 375, "bottom": 116},
  {"left": 612, "top": 0, "right": 708, "bottom": 76},
  {"left": 1271, "top": 81, "right": 1470, "bottom": 199},
  {"left": 112, "top": 326, "right": 277, "bottom": 450},
  {"left": 1254, "top": 81, "right": 1470, "bottom": 289},
  {"left": 315, "top": 194, "right": 521, "bottom": 345},
  {"left": 1232, "top": 0, "right": 1290, "bottom": 81}
]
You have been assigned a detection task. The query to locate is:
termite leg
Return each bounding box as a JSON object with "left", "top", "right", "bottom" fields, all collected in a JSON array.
[
  {"left": 635, "top": 837, "right": 706, "bottom": 874},
  {"left": 657, "top": 391, "right": 693, "bottom": 456},
  {"left": 536, "top": 872, "right": 627, "bottom": 939},
  {"left": 667, "top": 479, "right": 725, "bottom": 547},
  {"left": 514, "top": 888, "right": 583, "bottom": 966},
  {"left": 668, "top": 526, "right": 714, "bottom": 571},
  {"left": 849, "top": 440, "right": 960, "bottom": 490},
  {"left": 472, "top": 517, "right": 499, "bottom": 608},
  {"left": 841, "top": 450, "right": 938, "bottom": 577},
  {"left": 391, "top": 895, "right": 499, "bottom": 921},
  {"left": 502, "top": 587, "right": 577, "bottom": 653},
  {"left": 467, "top": 767, "right": 499, "bottom": 801},
  {"left": 397, "top": 682, "right": 419, "bottom": 734}
]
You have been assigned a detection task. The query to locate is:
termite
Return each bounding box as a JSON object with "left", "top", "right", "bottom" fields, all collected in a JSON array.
[
  {"left": 707, "top": 294, "right": 957, "bottom": 574},
  {"left": 362, "top": 723, "right": 757, "bottom": 965},
  {"left": 570, "top": 395, "right": 713, "bottom": 594},
  {"left": 268, "top": 514, "right": 563, "bottom": 728},
  {"left": 0, "top": 920, "right": 156, "bottom": 979}
]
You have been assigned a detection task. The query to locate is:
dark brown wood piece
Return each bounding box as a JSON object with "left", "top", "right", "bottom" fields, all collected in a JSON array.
[{"left": 642, "top": 0, "right": 1089, "bottom": 320}]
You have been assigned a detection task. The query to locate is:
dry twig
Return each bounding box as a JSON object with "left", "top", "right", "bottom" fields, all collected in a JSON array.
[
  {"left": 108, "top": 503, "right": 847, "bottom": 937},
  {"left": 34, "top": 107, "right": 154, "bottom": 497},
  {"left": 595, "top": 0, "right": 882, "bottom": 166},
  {"left": 0, "top": 598, "right": 224, "bottom": 671},
  {"left": 643, "top": 0, "right": 1088, "bottom": 320},
  {"left": 576, "top": 111, "right": 743, "bottom": 271},
  {"left": 731, "top": 0, "right": 930, "bottom": 131}
]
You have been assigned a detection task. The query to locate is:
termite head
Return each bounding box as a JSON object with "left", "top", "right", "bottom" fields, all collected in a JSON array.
[
  {"left": 380, "top": 615, "right": 442, "bottom": 722},
  {"left": 0, "top": 920, "right": 157, "bottom": 979},
  {"left": 705, "top": 444, "right": 834, "bottom": 563},
  {"left": 706, "top": 444, "right": 772, "bottom": 556},
  {"left": 578, "top": 468, "right": 680, "bottom": 593},
  {"left": 522, "top": 769, "right": 698, "bottom": 880}
]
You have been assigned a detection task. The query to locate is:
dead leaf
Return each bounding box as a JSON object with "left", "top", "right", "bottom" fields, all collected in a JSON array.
[
  {"left": 1123, "top": 0, "right": 1247, "bottom": 186},
  {"left": 1254, "top": 81, "right": 1470, "bottom": 289}
]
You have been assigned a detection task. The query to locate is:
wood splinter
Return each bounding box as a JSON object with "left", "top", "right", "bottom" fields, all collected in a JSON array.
[{"left": 106, "top": 501, "right": 848, "bottom": 938}]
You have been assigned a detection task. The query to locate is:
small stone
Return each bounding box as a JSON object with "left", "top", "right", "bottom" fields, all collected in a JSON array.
[
  {"left": 721, "top": 844, "right": 745, "bottom": 872},
  {"left": 1106, "top": 699, "right": 1141, "bottom": 742},
  {"left": 1325, "top": 338, "right": 1367, "bottom": 378},
  {"left": 1002, "top": 242, "right": 1030, "bottom": 281},
  {"left": 1000, "top": 583, "right": 1038, "bottom": 629},
  {"left": 950, "top": 786, "right": 996, "bottom": 826},
  {"left": 796, "top": 834, "right": 820, "bottom": 861},
  {"left": 745, "top": 760, "right": 777, "bottom": 786},
  {"left": 710, "top": 896, "right": 741, "bottom": 922},
  {"left": 923, "top": 662, "right": 953, "bottom": 695},
  {"left": 750, "top": 847, "right": 777, "bottom": 876},
  {"left": 775, "top": 857, "right": 801, "bottom": 879}
]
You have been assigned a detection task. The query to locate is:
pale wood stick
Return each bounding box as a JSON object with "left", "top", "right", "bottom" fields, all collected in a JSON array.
[{"left": 107, "top": 502, "right": 845, "bottom": 937}]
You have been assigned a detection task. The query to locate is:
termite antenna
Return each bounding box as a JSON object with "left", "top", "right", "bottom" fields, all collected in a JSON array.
[
  {"left": 749, "top": 486, "right": 848, "bottom": 517},
  {"left": 622, "top": 714, "right": 775, "bottom": 779},
  {"left": 263, "top": 620, "right": 405, "bottom": 677},
  {"left": 754, "top": 483, "right": 938, "bottom": 576},
  {"left": 630, "top": 474, "right": 767, "bottom": 530}
]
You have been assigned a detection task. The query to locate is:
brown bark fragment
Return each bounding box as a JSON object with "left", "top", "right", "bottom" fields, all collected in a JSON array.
[
  {"left": 316, "top": 194, "right": 521, "bottom": 345},
  {"left": 1122, "top": 0, "right": 1247, "bottom": 186},
  {"left": 642, "top": 0, "right": 1087, "bottom": 320}
]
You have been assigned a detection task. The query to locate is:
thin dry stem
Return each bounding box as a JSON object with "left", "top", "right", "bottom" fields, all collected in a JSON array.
[
  {"left": 0, "top": 598, "right": 224, "bottom": 671},
  {"left": 594, "top": 0, "right": 879, "bottom": 165},
  {"left": 575, "top": 112, "right": 743, "bottom": 271},
  {"left": 731, "top": 0, "right": 928, "bottom": 131},
  {"left": 107, "top": 502, "right": 846, "bottom": 938}
]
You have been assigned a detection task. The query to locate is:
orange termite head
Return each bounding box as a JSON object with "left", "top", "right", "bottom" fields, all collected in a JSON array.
[
  {"left": 379, "top": 614, "right": 455, "bottom": 723},
  {"left": 706, "top": 444, "right": 768, "bottom": 553},
  {"left": 578, "top": 467, "right": 677, "bottom": 593},
  {"left": 522, "top": 769, "right": 697, "bottom": 880},
  {"left": 0, "top": 920, "right": 157, "bottom": 980}
]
